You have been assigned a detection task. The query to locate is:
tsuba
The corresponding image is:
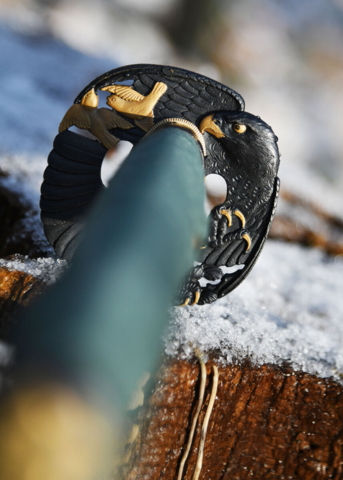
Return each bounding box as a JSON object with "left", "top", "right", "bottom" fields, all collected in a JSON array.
[{"left": 40, "top": 64, "right": 280, "bottom": 305}]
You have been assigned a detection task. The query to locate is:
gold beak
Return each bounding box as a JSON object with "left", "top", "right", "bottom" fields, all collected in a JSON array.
[{"left": 199, "top": 114, "right": 225, "bottom": 138}]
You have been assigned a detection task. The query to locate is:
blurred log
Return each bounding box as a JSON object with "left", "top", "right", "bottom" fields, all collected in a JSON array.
[
  {"left": 0, "top": 268, "right": 45, "bottom": 337},
  {"left": 0, "top": 184, "right": 47, "bottom": 258},
  {"left": 280, "top": 190, "right": 343, "bottom": 229},
  {"left": 121, "top": 357, "right": 343, "bottom": 480},
  {"left": 270, "top": 216, "right": 343, "bottom": 255},
  {"left": 0, "top": 184, "right": 27, "bottom": 257},
  {"left": 270, "top": 188, "right": 343, "bottom": 256},
  {"left": 0, "top": 128, "right": 207, "bottom": 480},
  {"left": 0, "top": 183, "right": 51, "bottom": 335}
]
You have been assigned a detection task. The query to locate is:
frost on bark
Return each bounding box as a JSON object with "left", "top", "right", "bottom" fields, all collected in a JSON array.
[{"left": 121, "top": 358, "right": 343, "bottom": 480}]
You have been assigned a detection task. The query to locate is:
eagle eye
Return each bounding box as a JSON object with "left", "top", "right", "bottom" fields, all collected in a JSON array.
[{"left": 233, "top": 123, "right": 247, "bottom": 134}]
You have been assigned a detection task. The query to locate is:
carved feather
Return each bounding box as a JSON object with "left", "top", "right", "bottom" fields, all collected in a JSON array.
[
  {"left": 97, "top": 108, "right": 133, "bottom": 129},
  {"left": 59, "top": 105, "right": 92, "bottom": 132},
  {"left": 103, "top": 85, "right": 145, "bottom": 102}
]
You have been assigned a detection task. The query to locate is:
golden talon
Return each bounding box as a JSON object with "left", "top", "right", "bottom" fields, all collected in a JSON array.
[
  {"left": 220, "top": 208, "right": 232, "bottom": 227},
  {"left": 234, "top": 209, "right": 246, "bottom": 228},
  {"left": 242, "top": 233, "right": 252, "bottom": 251},
  {"left": 179, "top": 298, "right": 190, "bottom": 307},
  {"left": 191, "top": 291, "right": 201, "bottom": 305}
]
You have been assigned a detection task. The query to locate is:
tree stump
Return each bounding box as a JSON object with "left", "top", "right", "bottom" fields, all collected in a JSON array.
[
  {"left": 0, "top": 268, "right": 45, "bottom": 337},
  {"left": 122, "top": 358, "right": 343, "bottom": 480}
]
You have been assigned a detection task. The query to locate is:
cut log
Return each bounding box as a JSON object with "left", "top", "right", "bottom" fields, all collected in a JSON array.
[
  {"left": 121, "top": 357, "right": 343, "bottom": 480},
  {"left": 270, "top": 216, "right": 343, "bottom": 256},
  {"left": 0, "top": 268, "right": 45, "bottom": 336},
  {"left": 269, "top": 188, "right": 343, "bottom": 256}
]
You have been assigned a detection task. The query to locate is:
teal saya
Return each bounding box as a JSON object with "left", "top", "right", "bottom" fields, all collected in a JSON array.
[{"left": 14, "top": 127, "right": 206, "bottom": 410}]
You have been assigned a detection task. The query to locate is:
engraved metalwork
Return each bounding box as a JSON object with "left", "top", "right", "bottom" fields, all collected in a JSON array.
[
  {"left": 101, "top": 81, "right": 167, "bottom": 131},
  {"left": 59, "top": 88, "right": 133, "bottom": 149},
  {"left": 41, "top": 64, "right": 280, "bottom": 305}
]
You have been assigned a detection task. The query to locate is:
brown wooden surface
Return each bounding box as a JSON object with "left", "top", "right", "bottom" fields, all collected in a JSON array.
[
  {"left": 1, "top": 181, "right": 343, "bottom": 478},
  {"left": 0, "top": 268, "right": 45, "bottom": 336},
  {"left": 269, "top": 189, "right": 343, "bottom": 256},
  {"left": 122, "top": 358, "right": 343, "bottom": 480},
  {"left": 269, "top": 216, "right": 343, "bottom": 256}
]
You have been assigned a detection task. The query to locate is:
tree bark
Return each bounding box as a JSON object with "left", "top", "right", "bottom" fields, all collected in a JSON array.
[
  {"left": 0, "top": 268, "right": 45, "bottom": 337},
  {"left": 121, "top": 358, "right": 343, "bottom": 480}
]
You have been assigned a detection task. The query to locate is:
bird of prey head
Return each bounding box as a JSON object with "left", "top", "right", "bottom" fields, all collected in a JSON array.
[
  {"left": 41, "top": 63, "right": 281, "bottom": 305},
  {"left": 200, "top": 111, "right": 280, "bottom": 178}
]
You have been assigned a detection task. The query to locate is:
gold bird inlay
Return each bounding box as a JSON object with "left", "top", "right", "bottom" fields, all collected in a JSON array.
[
  {"left": 59, "top": 88, "right": 133, "bottom": 149},
  {"left": 101, "top": 82, "right": 167, "bottom": 132}
]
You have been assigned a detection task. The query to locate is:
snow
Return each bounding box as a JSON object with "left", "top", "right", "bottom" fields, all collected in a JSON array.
[
  {"left": 0, "top": 24, "right": 115, "bottom": 158},
  {"left": 168, "top": 240, "right": 343, "bottom": 382},
  {"left": 0, "top": 255, "right": 67, "bottom": 286},
  {"left": 0, "top": 3, "right": 342, "bottom": 384},
  {"left": 0, "top": 23, "right": 117, "bottom": 261},
  {"left": 222, "top": 0, "right": 343, "bottom": 220}
]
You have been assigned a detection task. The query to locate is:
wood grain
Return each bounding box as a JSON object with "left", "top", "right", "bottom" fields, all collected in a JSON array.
[
  {"left": 122, "top": 358, "right": 343, "bottom": 480},
  {"left": 0, "top": 268, "right": 45, "bottom": 336}
]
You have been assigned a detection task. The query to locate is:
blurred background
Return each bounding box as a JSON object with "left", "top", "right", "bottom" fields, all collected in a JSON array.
[
  {"left": 1, "top": 4, "right": 343, "bottom": 478},
  {"left": 2, "top": 0, "right": 343, "bottom": 207},
  {"left": 1, "top": 0, "right": 343, "bottom": 270}
]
